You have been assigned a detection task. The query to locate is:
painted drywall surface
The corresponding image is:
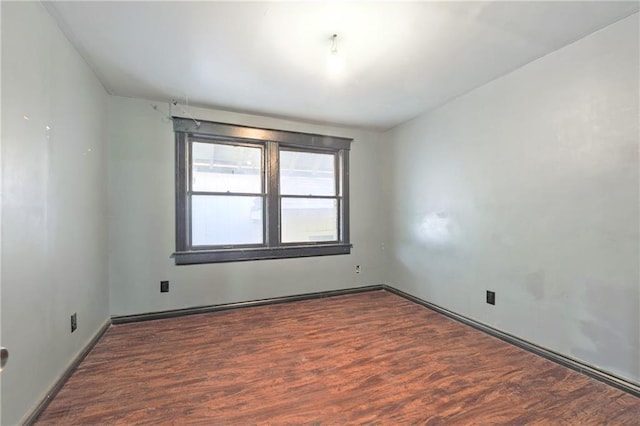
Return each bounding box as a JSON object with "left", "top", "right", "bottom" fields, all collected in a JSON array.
[
  {"left": 108, "top": 96, "right": 388, "bottom": 315},
  {"left": 385, "top": 14, "right": 639, "bottom": 383},
  {"left": 1, "top": 2, "right": 109, "bottom": 424}
]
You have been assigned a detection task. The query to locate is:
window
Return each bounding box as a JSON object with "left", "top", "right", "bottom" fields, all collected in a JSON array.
[{"left": 173, "top": 118, "right": 352, "bottom": 264}]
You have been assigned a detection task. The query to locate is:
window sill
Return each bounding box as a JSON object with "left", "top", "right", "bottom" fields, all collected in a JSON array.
[{"left": 173, "top": 244, "right": 352, "bottom": 265}]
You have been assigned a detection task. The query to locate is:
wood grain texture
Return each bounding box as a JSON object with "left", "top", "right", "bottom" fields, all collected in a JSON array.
[{"left": 36, "top": 291, "right": 640, "bottom": 425}]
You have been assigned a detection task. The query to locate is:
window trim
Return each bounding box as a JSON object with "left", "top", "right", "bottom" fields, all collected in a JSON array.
[{"left": 173, "top": 117, "right": 352, "bottom": 265}]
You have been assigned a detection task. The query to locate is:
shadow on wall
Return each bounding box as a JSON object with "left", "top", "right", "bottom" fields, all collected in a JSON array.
[{"left": 571, "top": 279, "right": 639, "bottom": 382}]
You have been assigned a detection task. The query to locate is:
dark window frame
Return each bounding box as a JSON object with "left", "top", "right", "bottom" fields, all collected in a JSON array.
[{"left": 173, "top": 117, "right": 352, "bottom": 265}]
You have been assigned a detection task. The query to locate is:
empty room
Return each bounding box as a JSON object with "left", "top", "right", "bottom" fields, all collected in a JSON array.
[{"left": 1, "top": 1, "right": 639, "bottom": 424}]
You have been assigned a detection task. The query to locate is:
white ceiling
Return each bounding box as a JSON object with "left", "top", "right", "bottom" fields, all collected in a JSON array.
[{"left": 46, "top": 1, "right": 639, "bottom": 131}]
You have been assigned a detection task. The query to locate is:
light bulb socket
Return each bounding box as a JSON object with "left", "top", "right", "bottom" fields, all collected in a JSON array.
[{"left": 330, "top": 34, "right": 338, "bottom": 54}]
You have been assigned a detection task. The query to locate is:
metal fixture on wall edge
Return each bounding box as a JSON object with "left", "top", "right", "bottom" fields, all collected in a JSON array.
[{"left": 0, "top": 347, "right": 8, "bottom": 372}]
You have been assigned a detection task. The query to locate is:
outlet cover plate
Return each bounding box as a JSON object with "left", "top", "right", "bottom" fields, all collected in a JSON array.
[
  {"left": 486, "top": 290, "right": 495, "bottom": 305},
  {"left": 71, "top": 313, "right": 77, "bottom": 333}
]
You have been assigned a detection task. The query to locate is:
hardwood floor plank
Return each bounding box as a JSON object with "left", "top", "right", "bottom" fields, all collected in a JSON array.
[{"left": 36, "top": 291, "right": 639, "bottom": 424}]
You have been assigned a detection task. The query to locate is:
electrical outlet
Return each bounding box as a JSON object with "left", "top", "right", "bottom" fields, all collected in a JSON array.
[
  {"left": 70, "top": 313, "right": 77, "bottom": 333},
  {"left": 355, "top": 265, "right": 361, "bottom": 274},
  {"left": 160, "top": 280, "right": 169, "bottom": 293},
  {"left": 486, "top": 290, "right": 496, "bottom": 305}
]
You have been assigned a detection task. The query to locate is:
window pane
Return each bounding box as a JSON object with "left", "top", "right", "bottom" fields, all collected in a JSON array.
[
  {"left": 280, "top": 150, "right": 335, "bottom": 196},
  {"left": 192, "top": 142, "right": 262, "bottom": 193},
  {"left": 281, "top": 198, "right": 337, "bottom": 243},
  {"left": 192, "top": 195, "right": 263, "bottom": 246}
]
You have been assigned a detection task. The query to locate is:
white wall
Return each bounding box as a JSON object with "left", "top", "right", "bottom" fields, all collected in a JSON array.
[
  {"left": 108, "top": 96, "right": 388, "bottom": 316},
  {"left": 385, "top": 14, "right": 639, "bottom": 384},
  {"left": 1, "top": 3, "right": 109, "bottom": 424}
]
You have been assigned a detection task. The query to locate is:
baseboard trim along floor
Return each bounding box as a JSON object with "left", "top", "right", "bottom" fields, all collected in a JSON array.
[
  {"left": 25, "top": 283, "right": 639, "bottom": 423},
  {"left": 24, "top": 319, "right": 112, "bottom": 425},
  {"left": 381, "top": 285, "right": 640, "bottom": 399},
  {"left": 110, "top": 285, "right": 384, "bottom": 324}
]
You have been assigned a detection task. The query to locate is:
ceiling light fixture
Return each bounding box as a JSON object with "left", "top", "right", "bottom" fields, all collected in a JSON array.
[{"left": 327, "top": 33, "right": 343, "bottom": 76}]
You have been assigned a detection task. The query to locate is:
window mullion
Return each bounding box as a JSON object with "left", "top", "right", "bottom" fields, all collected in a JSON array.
[
  {"left": 340, "top": 149, "right": 349, "bottom": 244},
  {"left": 334, "top": 152, "right": 341, "bottom": 242},
  {"left": 266, "top": 141, "right": 280, "bottom": 247}
]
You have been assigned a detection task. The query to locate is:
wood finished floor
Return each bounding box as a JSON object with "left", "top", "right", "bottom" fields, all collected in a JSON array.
[{"left": 37, "top": 290, "right": 639, "bottom": 425}]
